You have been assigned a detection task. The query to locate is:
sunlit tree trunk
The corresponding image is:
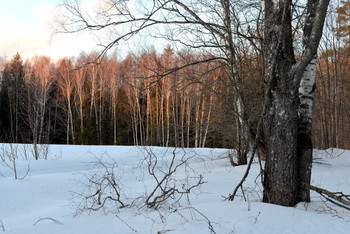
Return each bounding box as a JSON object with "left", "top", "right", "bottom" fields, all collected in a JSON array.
[
  {"left": 74, "top": 60, "right": 86, "bottom": 144},
  {"left": 57, "top": 58, "right": 75, "bottom": 145},
  {"left": 186, "top": 94, "right": 191, "bottom": 148},
  {"left": 180, "top": 88, "right": 186, "bottom": 148},
  {"left": 202, "top": 93, "right": 213, "bottom": 148}
]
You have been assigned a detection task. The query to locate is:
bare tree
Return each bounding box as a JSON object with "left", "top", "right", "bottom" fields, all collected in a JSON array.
[
  {"left": 313, "top": 1, "right": 350, "bottom": 149},
  {"left": 74, "top": 54, "right": 88, "bottom": 144},
  {"left": 107, "top": 54, "right": 121, "bottom": 145},
  {"left": 0, "top": 143, "right": 30, "bottom": 179},
  {"left": 54, "top": 0, "right": 261, "bottom": 161},
  {"left": 57, "top": 58, "right": 75, "bottom": 144},
  {"left": 25, "top": 56, "right": 54, "bottom": 159},
  {"left": 55, "top": 0, "right": 330, "bottom": 206},
  {"left": 261, "top": 0, "right": 329, "bottom": 205}
]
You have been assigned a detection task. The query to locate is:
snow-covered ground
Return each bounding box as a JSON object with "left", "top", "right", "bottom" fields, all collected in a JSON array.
[{"left": 0, "top": 144, "right": 349, "bottom": 234}]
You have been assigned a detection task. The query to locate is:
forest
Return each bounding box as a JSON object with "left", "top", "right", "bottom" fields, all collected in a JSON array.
[
  {"left": 2, "top": 1, "right": 350, "bottom": 231},
  {"left": 0, "top": 44, "right": 348, "bottom": 149},
  {"left": 0, "top": 1, "right": 349, "bottom": 153}
]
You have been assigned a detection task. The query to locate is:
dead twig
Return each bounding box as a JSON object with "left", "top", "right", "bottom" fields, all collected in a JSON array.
[
  {"left": 177, "top": 206, "right": 217, "bottom": 234},
  {"left": 33, "top": 217, "right": 64, "bottom": 225},
  {"left": 0, "top": 220, "right": 5, "bottom": 232},
  {"left": 115, "top": 214, "right": 138, "bottom": 233},
  {"left": 142, "top": 147, "right": 204, "bottom": 210},
  {"left": 72, "top": 153, "right": 128, "bottom": 216},
  {"left": 306, "top": 184, "right": 350, "bottom": 211}
]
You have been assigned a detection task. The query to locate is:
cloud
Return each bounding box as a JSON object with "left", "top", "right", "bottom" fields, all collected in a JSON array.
[
  {"left": 0, "top": 0, "right": 98, "bottom": 60},
  {"left": 0, "top": 0, "right": 164, "bottom": 61}
]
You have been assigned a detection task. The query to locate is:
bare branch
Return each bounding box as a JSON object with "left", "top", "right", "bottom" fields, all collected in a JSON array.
[
  {"left": 33, "top": 217, "right": 64, "bottom": 225},
  {"left": 291, "top": 0, "right": 331, "bottom": 85},
  {"left": 307, "top": 184, "right": 350, "bottom": 211}
]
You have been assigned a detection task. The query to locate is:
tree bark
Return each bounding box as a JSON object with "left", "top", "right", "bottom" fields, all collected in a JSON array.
[{"left": 262, "top": 0, "right": 329, "bottom": 206}]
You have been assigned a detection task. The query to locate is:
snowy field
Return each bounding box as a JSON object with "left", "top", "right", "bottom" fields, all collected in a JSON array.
[{"left": 0, "top": 144, "right": 349, "bottom": 234}]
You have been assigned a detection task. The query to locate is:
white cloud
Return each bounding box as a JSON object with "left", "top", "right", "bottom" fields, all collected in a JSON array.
[
  {"left": 0, "top": 0, "right": 165, "bottom": 61},
  {"left": 0, "top": 1, "right": 99, "bottom": 60}
]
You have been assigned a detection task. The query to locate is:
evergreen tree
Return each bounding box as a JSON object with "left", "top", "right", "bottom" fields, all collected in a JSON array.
[{"left": 2, "top": 53, "right": 28, "bottom": 143}]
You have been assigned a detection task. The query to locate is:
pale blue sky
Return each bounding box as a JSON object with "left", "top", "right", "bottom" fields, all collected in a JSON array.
[{"left": 0, "top": 0, "right": 60, "bottom": 26}]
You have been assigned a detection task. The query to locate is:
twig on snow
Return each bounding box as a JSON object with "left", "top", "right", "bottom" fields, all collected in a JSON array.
[
  {"left": 0, "top": 220, "right": 5, "bottom": 232},
  {"left": 33, "top": 217, "right": 64, "bottom": 225}
]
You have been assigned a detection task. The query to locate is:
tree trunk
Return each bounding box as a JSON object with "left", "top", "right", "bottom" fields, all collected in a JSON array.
[
  {"left": 297, "top": 0, "right": 321, "bottom": 202},
  {"left": 297, "top": 58, "right": 316, "bottom": 202},
  {"left": 263, "top": 87, "right": 299, "bottom": 206},
  {"left": 262, "top": 0, "right": 329, "bottom": 206},
  {"left": 262, "top": 0, "right": 299, "bottom": 206},
  {"left": 202, "top": 93, "right": 213, "bottom": 148},
  {"left": 186, "top": 94, "right": 191, "bottom": 148},
  {"left": 222, "top": 0, "right": 248, "bottom": 164}
]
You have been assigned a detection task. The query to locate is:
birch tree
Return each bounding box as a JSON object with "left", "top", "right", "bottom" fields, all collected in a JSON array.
[
  {"left": 54, "top": 0, "right": 260, "bottom": 162},
  {"left": 57, "top": 58, "right": 75, "bottom": 144},
  {"left": 262, "top": 0, "right": 329, "bottom": 205},
  {"left": 25, "top": 56, "right": 54, "bottom": 159},
  {"left": 55, "top": 0, "right": 330, "bottom": 206},
  {"left": 74, "top": 55, "right": 87, "bottom": 144}
]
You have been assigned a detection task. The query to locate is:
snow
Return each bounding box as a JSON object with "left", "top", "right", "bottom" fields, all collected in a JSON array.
[{"left": 1, "top": 144, "right": 349, "bottom": 234}]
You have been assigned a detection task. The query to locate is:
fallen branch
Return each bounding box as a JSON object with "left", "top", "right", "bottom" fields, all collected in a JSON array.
[
  {"left": 33, "top": 217, "right": 64, "bottom": 225},
  {"left": 307, "top": 184, "right": 350, "bottom": 211}
]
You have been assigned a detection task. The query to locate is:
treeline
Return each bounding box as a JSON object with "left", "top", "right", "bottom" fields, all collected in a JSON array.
[
  {"left": 0, "top": 44, "right": 349, "bottom": 149},
  {"left": 0, "top": 48, "right": 248, "bottom": 147}
]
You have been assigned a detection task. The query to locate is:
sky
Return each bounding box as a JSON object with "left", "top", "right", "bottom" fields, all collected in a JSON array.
[{"left": 0, "top": 0, "right": 98, "bottom": 60}]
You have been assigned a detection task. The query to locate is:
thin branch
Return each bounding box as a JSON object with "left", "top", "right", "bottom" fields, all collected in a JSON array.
[
  {"left": 33, "top": 217, "right": 64, "bottom": 225},
  {"left": 307, "top": 184, "right": 350, "bottom": 210}
]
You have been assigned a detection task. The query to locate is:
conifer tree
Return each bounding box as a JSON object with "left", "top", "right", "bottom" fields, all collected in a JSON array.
[{"left": 2, "top": 53, "right": 28, "bottom": 143}]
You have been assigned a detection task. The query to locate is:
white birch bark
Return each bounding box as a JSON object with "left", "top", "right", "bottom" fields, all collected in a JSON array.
[
  {"left": 202, "top": 93, "right": 213, "bottom": 148},
  {"left": 180, "top": 89, "right": 185, "bottom": 148},
  {"left": 298, "top": 57, "right": 317, "bottom": 128},
  {"left": 186, "top": 94, "right": 191, "bottom": 148}
]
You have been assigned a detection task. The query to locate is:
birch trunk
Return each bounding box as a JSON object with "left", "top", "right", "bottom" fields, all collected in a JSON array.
[
  {"left": 75, "top": 68, "right": 85, "bottom": 144},
  {"left": 202, "top": 94, "right": 213, "bottom": 148},
  {"left": 297, "top": 57, "right": 316, "bottom": 202},
  {"left": 173, "top": 86, "right": 178, "bottom": 147},
  {"left": 180, "top": 89, "right": 185, "bottom": 148},
  {"left": 194, "top": 97, "right": 200, "bottom": 148},
  {"left": 146, "top": 79, "right": 150, "bottom": 144},
  {"left": 165, "top": 90, "right": 170, "bottom": 147},
  {"left": 186, "top": 95, "right": 191, "bottom": 148},
  {"left": 297, "top": 0, "right": 321, "bottom": 202}
]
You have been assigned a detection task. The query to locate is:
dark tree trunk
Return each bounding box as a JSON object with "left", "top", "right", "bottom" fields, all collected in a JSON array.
[
  {"left": 262, "top": 0, "right": 330, "bottom": 206},
  {"left": 263, "top": 87, "right": 300, "bottom": 206},
  {"left": 262, "top": 0, "right": 300, "bottom": 206}
]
